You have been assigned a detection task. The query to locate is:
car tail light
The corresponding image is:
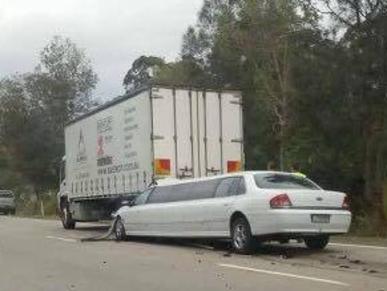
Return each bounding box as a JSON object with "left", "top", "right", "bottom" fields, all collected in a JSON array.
[
  {"left": 342, "top": 195, "right": 350, "bottom": 210},
  {"left": 270, "top": 194, "right": 292, "bottom": 208}
]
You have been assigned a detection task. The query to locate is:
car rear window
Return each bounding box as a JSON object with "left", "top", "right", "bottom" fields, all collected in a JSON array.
[{"left": 254, "top": 173, "right": 320, "bottom": 190}]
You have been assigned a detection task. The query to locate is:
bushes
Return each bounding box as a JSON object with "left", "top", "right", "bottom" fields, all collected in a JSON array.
[
  {"left": 16, "top": 190, "right": 57, "bottom": 218},
  {"left": 350, "top": 213, "right": 385, "bottom": 237}
]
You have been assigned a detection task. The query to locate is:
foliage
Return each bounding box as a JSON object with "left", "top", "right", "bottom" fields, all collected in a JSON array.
[
  {"left": 123, "top": 56, "right": 166, "bottom": 91},
  {"left": 0, "top": 36, "right": 98, "bottom": 201},
  {"left": 1, "top": 2, "right": 386, "bottom": 234},
  {"left": 121, "top": 0, "right": 387, "bottom": 233}
]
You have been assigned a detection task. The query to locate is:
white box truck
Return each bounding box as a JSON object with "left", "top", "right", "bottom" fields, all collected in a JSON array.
[{"left": 58, "top": 85, "right": 244, "bottom": 228}]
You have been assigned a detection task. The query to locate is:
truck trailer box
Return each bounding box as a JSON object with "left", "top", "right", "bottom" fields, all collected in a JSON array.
[{"left": 60, "top": 85, "right": 244, "bottom": 223}]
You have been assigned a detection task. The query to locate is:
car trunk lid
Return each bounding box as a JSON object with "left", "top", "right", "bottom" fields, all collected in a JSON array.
[{"left": 280, "top": 189, "right": 345, "bottom": 209}]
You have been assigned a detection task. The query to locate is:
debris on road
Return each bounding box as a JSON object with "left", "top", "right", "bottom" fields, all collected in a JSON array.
[{"left": 80, "top": 218, "right": 117, "bottom": 242}]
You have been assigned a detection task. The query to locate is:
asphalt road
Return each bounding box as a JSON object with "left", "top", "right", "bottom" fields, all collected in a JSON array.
[{"left": 0, "top": 217, "right": 386, "bottom": 291}]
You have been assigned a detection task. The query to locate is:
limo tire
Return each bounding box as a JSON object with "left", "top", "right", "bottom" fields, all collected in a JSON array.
[
  {"left": 114, "top": 217, "right": 126, "bottom": 241},
  {"left": 304, "top": 235, "right": 329, "bottom": 250},
  {"left": 231, "top": 216, "right": 255, "bottom": 254}
]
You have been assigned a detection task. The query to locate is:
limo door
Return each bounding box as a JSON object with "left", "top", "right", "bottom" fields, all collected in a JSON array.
[
  {"left": 142, "top": 182, "right": 217, "bottom": 236},
  {"left": 167, "top": 182, "right": 216, "bottom": 236},
  {"left": 123, "top": 187, "right": 192, "bottom": 235},
  {"left": 205, "top": 177, "right": 245, "bottom": 234}
]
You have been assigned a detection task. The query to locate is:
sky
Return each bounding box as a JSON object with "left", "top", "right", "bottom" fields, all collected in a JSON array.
[{"left": 0, "top": 0, "right": 203, "bottom": 101}]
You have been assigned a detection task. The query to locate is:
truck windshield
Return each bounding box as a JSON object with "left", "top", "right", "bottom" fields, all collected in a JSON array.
[{"left": 254, "top": 173, "right": 320, "bottom": 190}]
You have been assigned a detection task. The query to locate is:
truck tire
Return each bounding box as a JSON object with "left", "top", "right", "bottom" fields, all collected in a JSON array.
[
  {"left": 304, "top": 235, "right": 329, "bottom": 250},
  {"left": 60, "top": 203, "right": 76, "bottom": 230},
  {"left": 114, "top": 217, "right": 126, "bottom": 241},
  {"left": 231, "top": 217, "right": 256, "bottom": 254}
]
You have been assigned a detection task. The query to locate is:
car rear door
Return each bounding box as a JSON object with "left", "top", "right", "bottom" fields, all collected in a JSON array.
[{"left": 205, "top": 177, "right": 245, "bottom": 234}]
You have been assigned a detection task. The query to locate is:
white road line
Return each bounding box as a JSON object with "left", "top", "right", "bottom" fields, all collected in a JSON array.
[
  {"left": 46, "top": 236, "right": 77, "bottom": 243},
  {"left": 218, "top": 263, "right": 349, "bottom": 287},
  {"left": 330, "top": 242, "right": 387, "bottom": 251}
]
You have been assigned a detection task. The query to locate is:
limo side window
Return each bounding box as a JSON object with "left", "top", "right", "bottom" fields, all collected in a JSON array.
[
  {"left": 147, "top": 180, "right": 220, "bottom": 204},
  {"left": 215, "top": 178, "right": 238, "bottom": 197},
  {"left": 236, "top": 178, "right": 246, "bottom": 195},
  {"left": 134, "top": 188, "right": 153, "bottom": 205},
  {"left": 215, "top": 177, "right": 246, "bottom": 197}
]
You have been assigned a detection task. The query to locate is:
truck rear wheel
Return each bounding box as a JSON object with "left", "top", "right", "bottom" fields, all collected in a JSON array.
[{"left": 61, "top": 203, "right": 76, "bottom": 230}]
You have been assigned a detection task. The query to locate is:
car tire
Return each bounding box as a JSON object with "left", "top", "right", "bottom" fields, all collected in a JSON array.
[
  {"left": 304, "top": 235, "right": 329, "bottom": 250},
  {"left": 114, "top": 217, "right": 126, "bottom": 241},
  {"left": 60, "top": 203, "right": 76, "bottom": 230},
  {"left": 231, "top": 217, "right": 256, "bottom": 254}
]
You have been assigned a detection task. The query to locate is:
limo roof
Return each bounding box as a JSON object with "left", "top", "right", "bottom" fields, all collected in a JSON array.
[{"left": 155, "top": 171, "right": 301, "bottom": 187}]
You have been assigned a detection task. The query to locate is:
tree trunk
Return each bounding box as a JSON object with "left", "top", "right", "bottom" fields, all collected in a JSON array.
[
  {"left": 363, "top": 121, "right": 386, "bottom": 235},
  {"left": 363, "top": 127, "right": 373, "bottom": 200},
  {"left": 35, "top": 188, "right": 45, "bottom": 217},
  {"left": 279, "top": 130, "right": 285, "bottom": 171},
  {"left": 40, "top": 200, "right": 45, "bottom": 217},
  {"left": 374, "top": 138, "right": 386, "bottom": 234}
]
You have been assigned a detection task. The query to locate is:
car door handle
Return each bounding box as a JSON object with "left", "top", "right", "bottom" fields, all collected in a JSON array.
[{"left": 223, "top": 203, "right": 231, "bottom": 207}]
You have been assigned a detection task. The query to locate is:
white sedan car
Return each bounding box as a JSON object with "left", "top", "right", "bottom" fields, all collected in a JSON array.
[{"left": 114, "top": 171, "right": 351, "bottom": 253}]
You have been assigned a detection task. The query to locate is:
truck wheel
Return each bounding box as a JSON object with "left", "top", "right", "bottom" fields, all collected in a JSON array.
[
  {"left": 114, "top": 217, "right": 126, "bottom": 241},
  {"left": 61, "top": 204, "right": 76, "bottom": 230},
  {"left": 304, "top": 235, "right": 329, "bottom": 250},
  {"left": 231, "top": 217, "right": 255, "bottom": 254}
]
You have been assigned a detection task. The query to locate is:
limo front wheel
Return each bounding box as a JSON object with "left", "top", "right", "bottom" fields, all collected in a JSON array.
[
  {"left": 114, "top": 217, "right": 127, "bottom": 241},
  {"left": 231, "top": 217, "right": 255, "bottom": 254}
]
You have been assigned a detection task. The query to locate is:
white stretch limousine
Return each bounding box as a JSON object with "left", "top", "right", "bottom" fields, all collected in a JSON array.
[{"left": 114, "top": 171, "right": 351, "bottom": 253}]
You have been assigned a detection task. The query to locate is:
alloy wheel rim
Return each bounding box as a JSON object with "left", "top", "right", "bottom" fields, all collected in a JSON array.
[
  {"left": 234, "top": 223, "right": 248, "bottom": 249},
  {"left": 116, "top": 221, "right": 123, "bottom": 238}
]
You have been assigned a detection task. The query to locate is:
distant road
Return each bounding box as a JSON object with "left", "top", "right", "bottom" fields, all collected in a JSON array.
[{"left": 0, "top": 217, "right": 386, "bottom": 291}]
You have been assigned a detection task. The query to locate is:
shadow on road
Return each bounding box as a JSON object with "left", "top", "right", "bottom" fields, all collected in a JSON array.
[
  {"left": 72, "top": 222, "right": 338, "bottom": 259},
  {"left": 73, "top": 225, "right": 110, "bottom": 232},
  {"left": 117, "top": 236, "right": 337, "bottom": 258}
]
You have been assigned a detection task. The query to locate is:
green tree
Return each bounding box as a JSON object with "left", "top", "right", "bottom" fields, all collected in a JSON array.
[
  {"left": 314, "top": 0, "right": 387, "bottom": 231},
  {"left": 0, "top": 36, "right": 98, "bottom": 205},
  {"left": 123, "top": 56, "right": 166, "bottom": 91}
]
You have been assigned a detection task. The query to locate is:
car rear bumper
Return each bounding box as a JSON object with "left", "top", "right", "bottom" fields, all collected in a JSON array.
[{"left": 250, "top": 209, "right": 351, "bottom": 236}]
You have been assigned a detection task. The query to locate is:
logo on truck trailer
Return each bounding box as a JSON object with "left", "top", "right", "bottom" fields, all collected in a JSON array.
[
  {"left": 97, "top": 116, "right": 113, "bottom": 167},
  {"left": 76, "top": 130, "right": 87, "bottom": 163}
]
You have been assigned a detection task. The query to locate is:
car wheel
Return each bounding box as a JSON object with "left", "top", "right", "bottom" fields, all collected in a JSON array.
[
  {"left": 114, "top": 217, "right": 126, "bottom": 241},
  {"left": 61, "top": 204, "right": 76, "bottom": 230},
  {"left": 231, "top": 217, "right": 255, "bottom": 254},
  {"left": 304, "top": 235, "right": 329, "bottom": 250}
]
